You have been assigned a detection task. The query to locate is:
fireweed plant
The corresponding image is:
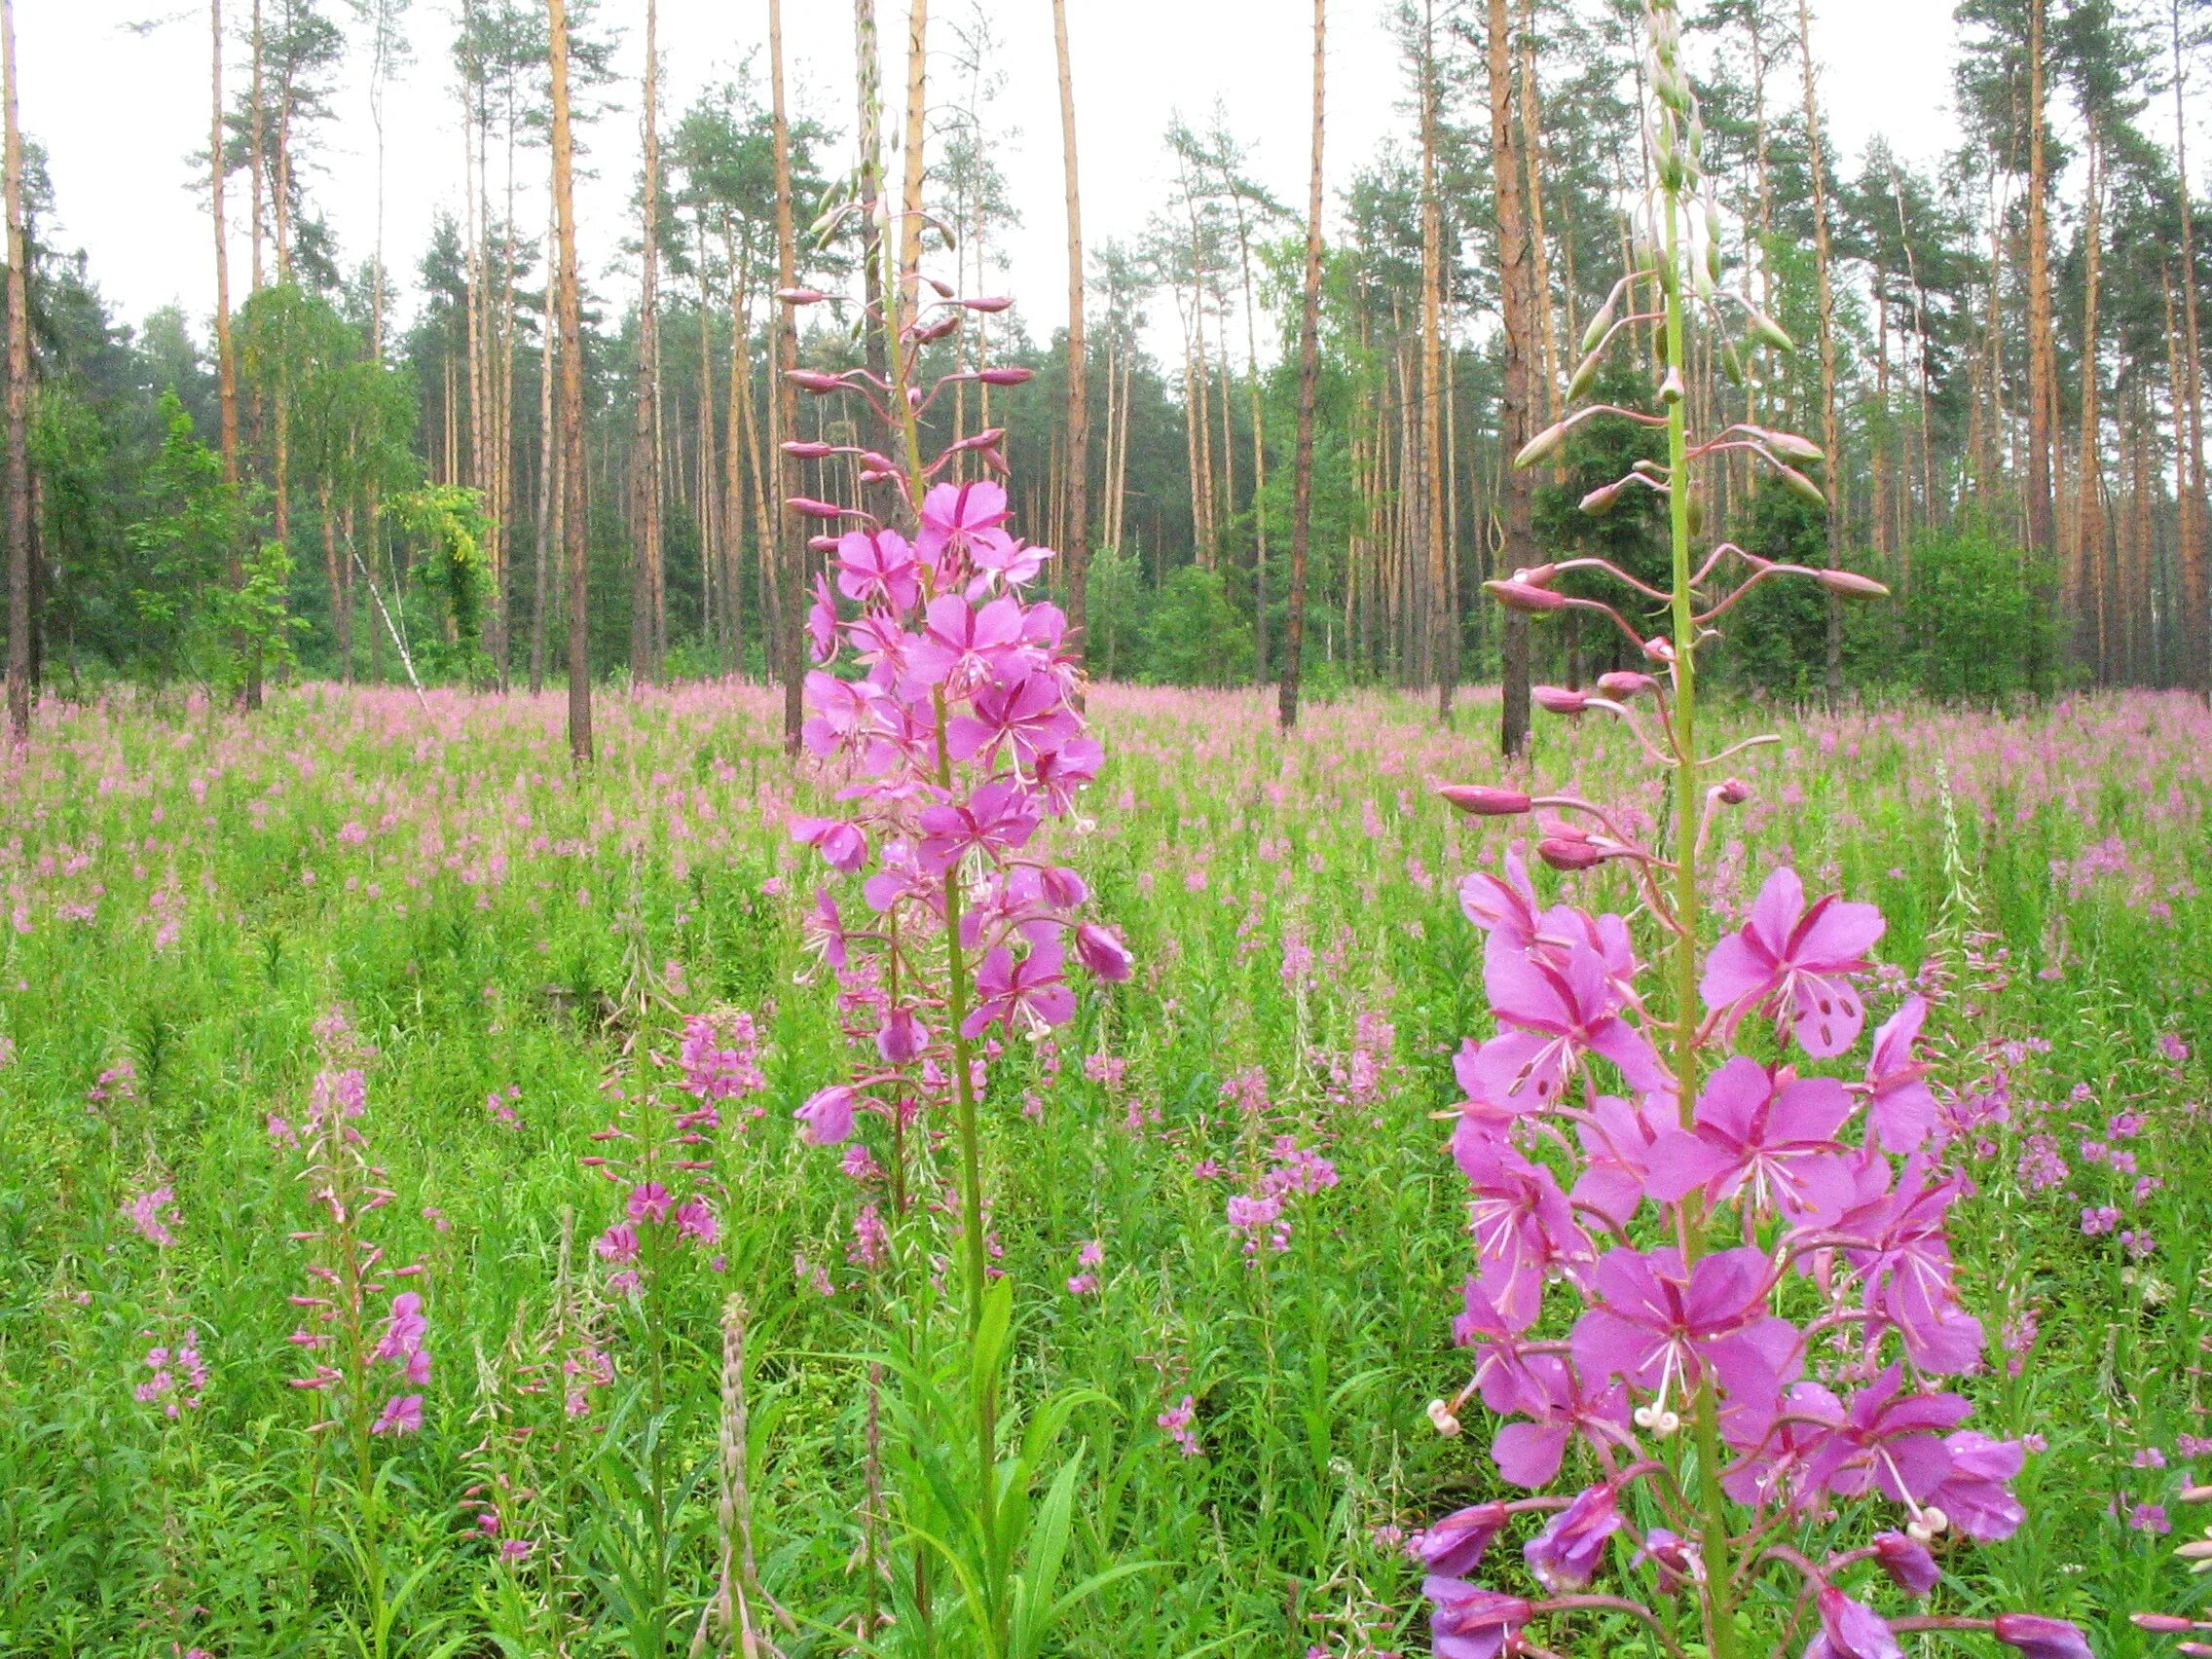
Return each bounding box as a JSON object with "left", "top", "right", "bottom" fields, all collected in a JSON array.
[
  {"left": 282, "top": 1010, "right": 438, "bottom": 1658},
  {"left": 776, "top": 208, "right": 1137, "bottom": 1655},
  {"left": 1414, "top": 7, "right": 2089, "bottom": 1659}
]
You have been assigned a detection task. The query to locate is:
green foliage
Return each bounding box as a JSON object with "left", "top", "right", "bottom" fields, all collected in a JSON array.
[
  {"left": 124, "top": 393, "right": 248, "bottom": 692},
  {"left": 384, "top": 484, "right": 493, "bottom": 677},
  {"left": 1897, "top": 516, "right": 2057, "bottom": 703},
  {"left": 1140, "top": 567, "right": 1254, "bottom": 687}
]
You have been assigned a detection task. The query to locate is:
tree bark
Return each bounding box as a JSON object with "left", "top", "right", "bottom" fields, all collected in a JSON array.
[
  {"left": 2024, "top": 0, "right": 2059, "bottom": 686},
  {"left": 1487, "top": 0, "right": 1531, "bottom": 755},
  {"left": 629, "top": 0, "right": 663, "bottom": 684},
  {"left": 1796, "top": 0, "right": 1843, "bottom": 710},
  {"left": 1280, "top": 0, "right": 1325, "bottom": 731},
  {"left": 1051, "top": 0, "right": 1089, "bottom": 682},
  {"left": 2174, "top": 0, "right": 2210, "bottom": 696},
  {"left": 771, "top": 0, "right": 803, "bottom": 754},
  {"left": 2, "top": 0, "right": 26, "bottom": 743},
  {"left": 2073, "top": 121, "right": 2104, "bottom": 680},
  {"left": 550, "top": 0, "right": 591, "bottom": 761},
  {"left": 1420, "top": 0, "right": 1452, "bottom": 718},
  {"left": 529, "top": 202, "right": 557, "bottom": 693}
]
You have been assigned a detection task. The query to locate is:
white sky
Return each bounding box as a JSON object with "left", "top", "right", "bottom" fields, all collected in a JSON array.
[{"left": 23, "top": 0, "right": 1967, "bottom": 351}]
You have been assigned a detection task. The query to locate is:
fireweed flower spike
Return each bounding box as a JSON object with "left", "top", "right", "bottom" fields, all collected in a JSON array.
[{"left": 1416, "top": 3, "right": 2074, "bottom": 1655}]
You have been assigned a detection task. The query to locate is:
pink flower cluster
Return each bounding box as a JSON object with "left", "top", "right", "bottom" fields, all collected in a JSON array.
[
  {"left": 779, "top": 294, "right": 1130, "bottom": 1174},
  {"left": 134, "top": 1332, "right": 207, "bottom": 1418},
  {"left": 1419, "top": 850, "right": 2083, "bottom": 1657}
]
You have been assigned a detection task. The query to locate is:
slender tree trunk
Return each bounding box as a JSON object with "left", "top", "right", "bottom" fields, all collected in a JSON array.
[
  {"left": 2175, "top": 0, "right": 2211, "bottom": 696},
  {"left": 1488, "top": 0, "right": 1531, "bottom": 754},
  {"left": 1420, "top": 0, "right": 1451, "bottom": 718},
  {"left": 1796, "top": 0, "right": 1843, "bottom": 709},
  {"left": 2073, "top": 121, "right": 2105, "bottom": 679},
  {"left": 771, "top": 0, "right": 803, "bottom": 754},
  {"left": 628, "top": 0, "right": 663, "bottom": 684},
  {"left": 1051, "top": 0, "right": 1089, "bottom": 682},
  {"left": 2024, "top": 0, "right": 2059, "bottom": 685},
  {"left": 550, "top": 0, "right": 591, "bottom": 761},
  {"left": 1519, "top": 0, "right": 1560, "bottom": 426},
  {"left": 1, "top": 0, "right": 25, "bottom": 743},
  {"left": 529, "top": 205, "right": 556, "bottom": 692},
  {"left": 897, "top": 0, "right": 928, "bottom": 310},
  {"left": 1280, "top": 0, "right": 1324, "bottom": 731}
]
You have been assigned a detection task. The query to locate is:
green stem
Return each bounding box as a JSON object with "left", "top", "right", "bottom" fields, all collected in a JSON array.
[
  {"left": 1663, "top": 148, "right": 1740, "bottom": 1659},
  {"left": 881, "top": 233, "right": 1001, "bottom": 1628}
]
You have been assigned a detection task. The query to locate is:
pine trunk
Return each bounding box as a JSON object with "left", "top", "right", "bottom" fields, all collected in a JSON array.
[
  {"left": 1, "top": 0, "right": 25, "bottom": 742},
  {"left": 1280, "top": 0, "right": 1325, "bottom": 731},
  {"left": 1420, "top": 0, "right": 1451, "bottom": 718},
  {"left": 2024, "top": 0, "right": 2059, "bottom": 685},
  {"left": 1051, "top": 0, "right": 1089, "bottom": 682},
  {"left": 550, "top": 0, "right": 592, "bottom": 761},
  {"left": 630, "top": 0, "right": 663, "bottom": 684},
  {"left": 1488, "top": 0, "right": 1532, "bottom": 755}
]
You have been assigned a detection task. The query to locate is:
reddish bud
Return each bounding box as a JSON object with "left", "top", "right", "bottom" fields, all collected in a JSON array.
[
  {"left": 1579, "top": 482, "right": 1624, "bottom": 515},
  {"left": 2135, "top": 1617, "right": 2195, "bottom": 1634},
  {"left": 1511, "top": 563, "right": 1558, "bottom": 587},
  {"left": 962, "top": 295, "right": 1014, "bottom": 312},
  {"left": 781, "top": 440, "right": 835, "bottom": 459},
  {"left": 806, "top": 535, "right": 839, "bottom": 553},
  {"left": 1716, "top": 777, "right": 1751, "bottom": 804},
  {"left": 1438, "top": 785, "right": 1532, "bottom": 818},
  {"left": 786, "top": 369, "right": 845, "bottom": 394},
  {"left": 775, "top": 287, "right": 829, "bottom": 306},
  {"left": 1817, "top": 568, "right": 1891, "bottom": 598},
  {"left": 1536, "top": 836, "right": 1604, "bottom": 871},
  {"left": 1532, "top": 685, "right": 1589, "bottom": 715},
  {"left": 786, "top": 497, "right": 849, "bottom": 520},
  {"left": 977, "top": 365, "right": 1034, "bottom": 386},
  {"left": 1484, "top": 578, "right": 1567, "bottom": 613},
  {"left": 915, "top": 313, "right": 962, "bottom": 343},
  {"left": 1595, "top": 671, "right": 1655, "bottom": 699},
  {"left": 959, "top": 427, "right": 1007, "bottom": 451}
]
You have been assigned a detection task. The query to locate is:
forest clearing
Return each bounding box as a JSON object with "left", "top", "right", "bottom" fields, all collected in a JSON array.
[{"left": 2, "top": 0, "right": 2211, "bottom": 1654}]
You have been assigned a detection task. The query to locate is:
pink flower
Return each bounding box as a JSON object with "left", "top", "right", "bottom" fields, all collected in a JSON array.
[
  {"left": 906, "top": 593, "right": 1026, "bottom": 696},
  {"left": 1992, "top": 1615, "right": 2092, "bottom": 1659},
  {"left": 1157, "top": 1393, "right": 1201, "bottom": 1457},
  {"left": 626, "top": 1183, "right": 673, "bottom": 1224},
  {"left": 795, "top": 1085, "right": 859, "bottom": 1147},
  {"left": 1862, "top": 995, "right": 1937, "bottom": 1152},
  {"left": 1074, "top": 922, "right": 1134, "bottom": 982},
  {"left": 370, "top": 1393, "right": 424, "bottom": 1437},
  {"left": 1644, "top": 1057, "right": 1853, "bottom": 1225},
  {"left": 945, "top": 671, "right": 1078, "bottom": 767},
  {"left": 1805, "top": 1586, "right": 1902, "bottom": 1659},
  {"left": 1570, "top": 1246, "right": 1799, "bottom": 1416},
  {"left": 1702, "top": 866, "right": 1885, "bottom": 1057},
  {"left": 1522, "top": 1482, "right": 1624, "bottom": 1591},
  {"left": 792, "top": 814, "right": 869, "bottom": 873},
  {"left": 1414, "top": 1501, "right": 1509, "bottom": 1577},
  {"left": 675, "top": 1198, "right": 719, "bottom": 1246},
  {"left": 915, "top": 478, "right": 1014, "bottom": 570},
  {"left": 1458, "top": 938, "right": 1668, "bottom": 1113},
  {"left": 834, "top": 527, "right": 921, "bottom": 611},
  {"left": 918, "top": 778, "right": 1042, "bottom": 873},
  {"left": 1424, "top": 1578, "right": 1532, "bottom": 1659},
  {"left": 961, "top": 942, "right": 1075, "bottom": 1039},
  {"left": 122, "top": 1185, "right": 178, "bottom": 1247},
  {"left": 595, "top": 1222, "right": 640, "bottom": 1265}
]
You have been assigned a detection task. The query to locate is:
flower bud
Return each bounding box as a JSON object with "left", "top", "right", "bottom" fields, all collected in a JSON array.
[
  {"left": 1438, "top": 785, "right": 1532, "bottom": 818},
  {"left": 786, "top": 497, "right": 849, "bottom": 520},
  {"left": 1579, "top": 482, "right": 1624, "bottom": 515},
  {"left": 977, "top": 365, "right": 1034, "bottom": 386},
  {"left": 2135, "top": 1616, "right": 2196, "bottom": 1634},
  {"left": 1716, "top": 776, "right": 1751, "bottom": 805},
  {"left": 1532, "top": 685, "right": 1589, "bottom": 715},
  {"left": 786, "top": 369, "right": 845, "bottom": 393},
  {"left": 1484, "top": 578, "right": 1567, "bottom": 613},
  {"left": 1567, "top": 349, "right": 1603, "bottom": 402},
  {"left": 1659, "top": 365, "right": 1686, "bottom": 404},
  {"left": 1748, "top": 308, "right": 1796, "bottom": 351},
  {"left": 1075, "top": 923, "right": 1134, "bottom": 982},
  {"left": 775, "top": 286, "right": 829, "bottom": 305},
  {"left": 1425, "top": 1398, "right": 1461, "bottom": 1437},
  {"left": 1817, "top": 568, "right": 1890, "bottom": 598},
  {"left": 961, "top": 295, "right": 1014, "bottom": 312},
  {"left": 1514, "top": 421, "right": 1570, "bottom": 468},
  {"left": 782, "top": 440, "right": 835, "bottom": 459},
  {"left": 1751, "top": 424, "right": 1825, "bottom": 464},
  {"left": 1537, "top": 836, "right": 1604, "bottom": 872},
  {"left": 1595, "top": 671, "right": 1655, "bottom": 699},
  {"left": 876, "top": 1008, "right": 928, "bottom": 1066},
  {"left": 794, "top": 1086, "right": 858, "bottom": 1147},
  {"left": 1779, "top": 465, "right": 1828, "bottom": 508}
]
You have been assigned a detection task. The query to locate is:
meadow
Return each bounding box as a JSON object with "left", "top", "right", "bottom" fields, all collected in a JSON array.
[{"left": 0, "top": 680, "right": 2207, "bottom": 1658}]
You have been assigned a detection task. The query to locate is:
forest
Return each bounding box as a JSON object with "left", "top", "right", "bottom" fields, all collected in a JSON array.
[{"left": 2, "top": 0, "right": 2207, "bottom": 746}]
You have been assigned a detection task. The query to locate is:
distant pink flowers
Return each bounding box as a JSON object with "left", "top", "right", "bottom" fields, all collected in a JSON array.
[
  {"left": 122, "top": 1185, "right": 179, "bottom": 1247},
  {"left": 134, "top": 1333, "right": 207, "bottom": 1418}
]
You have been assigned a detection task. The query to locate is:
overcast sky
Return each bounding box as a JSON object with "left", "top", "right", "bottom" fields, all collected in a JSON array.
[{"left": 24, "top": 0, "right": 1972, "bottom": 351}]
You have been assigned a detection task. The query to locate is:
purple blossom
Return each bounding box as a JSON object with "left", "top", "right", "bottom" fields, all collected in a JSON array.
[
  {"left": 1702, "top": 866, "right": 1885, "bottom": 1058},
  {"left": 1523, "top": 1482, "right": 1625, "bottom": 1591}
]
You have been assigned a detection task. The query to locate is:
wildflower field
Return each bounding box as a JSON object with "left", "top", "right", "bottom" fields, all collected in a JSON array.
[{"left": 1, "top": 679, "right": 2207, "bottom": 1658}]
